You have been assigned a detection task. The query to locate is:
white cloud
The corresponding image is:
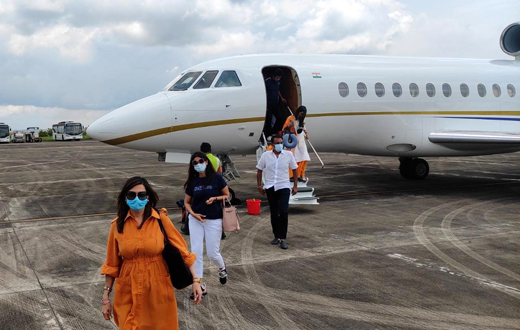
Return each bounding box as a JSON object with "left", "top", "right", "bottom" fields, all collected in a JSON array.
[
  {"left": 18, "top": 0, "right": 65, "bottom": 13},
  {"left": 8, "top": 25, "right": 99, "bottom": 62},
  {"left": 0, "top": 105, "right": 110, "bottom": 130}
]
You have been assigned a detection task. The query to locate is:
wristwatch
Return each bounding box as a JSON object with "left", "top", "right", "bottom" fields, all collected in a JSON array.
[{"left": 193, "top": 278, "right": 201, "bottom": 283}]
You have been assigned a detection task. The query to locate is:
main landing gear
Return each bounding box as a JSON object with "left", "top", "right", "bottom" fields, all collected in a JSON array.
[{"left": 399, "top": 157, "right": 429, "bottom": 180}]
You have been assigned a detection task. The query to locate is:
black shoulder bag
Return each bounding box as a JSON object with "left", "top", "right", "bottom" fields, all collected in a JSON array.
[{"left": 156, "top": 217, "right": 193, "bottom": 290}]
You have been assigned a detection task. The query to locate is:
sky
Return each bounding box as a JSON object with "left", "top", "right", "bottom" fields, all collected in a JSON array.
[{"left": 0, "top": 0, "right": 518, "bottom": 130}]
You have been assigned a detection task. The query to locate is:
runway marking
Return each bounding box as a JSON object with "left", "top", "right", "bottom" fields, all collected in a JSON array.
[
  {"left": 413, "top": 199, "right": 520, "bottom": 300},
  {"left": 441, "top": 201, "right": 520, "bottom": 282},
  {"left": 388, "top": 253, "right": 520, "bottom": 293}
]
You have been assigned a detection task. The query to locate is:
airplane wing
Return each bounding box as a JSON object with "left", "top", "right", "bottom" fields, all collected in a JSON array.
[{"left": 429, "top": 132, "right": 520, "bottom": 144}]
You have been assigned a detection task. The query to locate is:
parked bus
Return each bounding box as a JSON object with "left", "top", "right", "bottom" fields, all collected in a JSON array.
[
  {"left": 0, "top": 123, "right": 11, "bottom": 143},
  {"left": 52, "top": 121, "right": 83, "bottom": 141}
]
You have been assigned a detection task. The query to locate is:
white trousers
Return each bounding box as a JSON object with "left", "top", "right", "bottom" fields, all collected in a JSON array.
[{"left": 188, "top": 215, "right": 225, "bottom": 279}]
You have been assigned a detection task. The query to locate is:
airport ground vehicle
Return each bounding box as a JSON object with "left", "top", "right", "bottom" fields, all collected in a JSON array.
[
  {"left": 12, "top": 131, "right": 24, "bottom": 143},
  {"left": 24, "top": 127, "right": 42, "bottom": 142},
  {"left": 52, "top": 121, "right": 83, "bottom": 141},
  {"left": 0, "top": 123, "right": 10, "bottom": 143}
]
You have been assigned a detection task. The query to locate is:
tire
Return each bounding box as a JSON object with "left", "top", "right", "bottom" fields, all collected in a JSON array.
[{"left": 410, "top": 159, "right": 429, "bottom": 180}]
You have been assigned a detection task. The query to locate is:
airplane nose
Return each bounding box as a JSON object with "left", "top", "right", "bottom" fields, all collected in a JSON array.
[
  {"left": 87, "top": 93, "right": 172, "bottom": 147},
  {"left": 87, "top": 115, "right": 115, "bottom": 141}
]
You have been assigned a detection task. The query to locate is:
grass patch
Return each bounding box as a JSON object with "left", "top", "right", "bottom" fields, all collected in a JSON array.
[{"left": 40, "top": 135, "right": 91, "bottom": 141}]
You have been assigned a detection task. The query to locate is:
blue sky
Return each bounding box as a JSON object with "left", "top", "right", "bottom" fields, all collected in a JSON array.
[{"left": 0, "top": 0, "right": 518, "bottom": 130}]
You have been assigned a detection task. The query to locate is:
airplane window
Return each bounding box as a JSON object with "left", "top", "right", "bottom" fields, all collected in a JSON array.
[
  {"left": 460, "top": 83, "right": 469, "bottom": 97},
  {"left": 215, "top": 71, "right": 242, "bottom": 88},
  {"left": 426, "top": 83, "right": 436, "bottom": 97},
  {"left": 492, "top": 84, "right": 501, "bottom": 97},
  {"left": 338, "top": 82, "right": 349, "bottom": 97},
  {"left": 169, "top": 71, "right": 202, "bottom": 91},
  {"left": 357, "top": 82, "right": 367, "bottom": 97},
  {"left": 409, "top": 83, "right": 419, "bottom": 97},
  {"left": 478, "top": 83, "right": 486, "bottom": 97},
  {"left": 442, "top": 83, "right": 452, "bottom": 97},
  {"left": 193, "top": 70, "right": 219, "bottom": 89},
  {"left": 392, "top": 83, "right": 402, "bottom": 97},
  {"left": 375, "top": 83, "right": 385, "bottom": 97},
  {"left": 507, "top": 84, "right": 516, "bottom": 97}
]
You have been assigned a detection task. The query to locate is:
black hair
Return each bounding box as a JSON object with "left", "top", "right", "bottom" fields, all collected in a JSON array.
[
  {"left": 184, "top": 151, "right": 216, "bottom": 190},
  {"left": 274, "top": 68, "right": 284, "bottom": 77},
  {"left": 272, "top": 134, "right": 283, "bottom": 142},
  {"left": 200, "top": 142, "right": 211, "bottom": 153},
  {"left": 116, "top": 176, "right": 159, "bottom": 233},
  {"left": 295, "top": 105, "right": 307, "bottom": 132}
]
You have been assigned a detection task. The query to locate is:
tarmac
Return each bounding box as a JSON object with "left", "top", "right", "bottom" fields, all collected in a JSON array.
[{"left": 0, "top": 140, "right": 519, "bottom": 330}]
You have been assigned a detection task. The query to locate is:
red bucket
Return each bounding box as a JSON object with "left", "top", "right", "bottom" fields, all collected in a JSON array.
[{"left": 246, "top": 199, "right": 261, "bottom": 215}]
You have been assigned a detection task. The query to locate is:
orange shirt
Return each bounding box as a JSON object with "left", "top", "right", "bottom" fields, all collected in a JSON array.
[
  {"left": 101, "top": 208, "right": 195, "bottom": 330},
  {"left": 282, "top": 115, "right": 296, "bottom": 134}
]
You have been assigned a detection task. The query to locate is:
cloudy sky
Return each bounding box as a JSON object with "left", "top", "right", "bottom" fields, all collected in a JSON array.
[{"left": 0, "top": 0, "right": 518, "bottom": 130}]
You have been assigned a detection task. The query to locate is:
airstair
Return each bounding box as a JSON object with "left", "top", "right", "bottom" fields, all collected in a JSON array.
[{"left": 257, "top": 135, "right": 319, "bottom": 205}]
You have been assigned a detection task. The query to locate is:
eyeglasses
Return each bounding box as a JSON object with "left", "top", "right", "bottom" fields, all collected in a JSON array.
[
  {"left": 126, "top": 191, "right": 148, "bottom": 200},
  {"left": 192, "top": 159, "right": 205, "bottom": 166}
]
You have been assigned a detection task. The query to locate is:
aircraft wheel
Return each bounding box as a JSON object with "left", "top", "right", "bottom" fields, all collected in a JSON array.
[{"left": 410, "top": 158, "right": 429, "bottom": 180}]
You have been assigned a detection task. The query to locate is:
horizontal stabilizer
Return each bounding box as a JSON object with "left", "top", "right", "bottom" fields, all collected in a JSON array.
[{"left": 429, "top": 132, "right": 520, "bottom": 144}]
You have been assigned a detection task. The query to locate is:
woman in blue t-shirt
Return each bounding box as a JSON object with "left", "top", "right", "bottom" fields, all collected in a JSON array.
[{"left": 184, "top": 151, "right": 230, "bottom": 298}]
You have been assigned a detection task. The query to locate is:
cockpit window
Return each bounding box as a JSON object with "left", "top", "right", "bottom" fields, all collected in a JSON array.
[
  {"left": 169, "top": 71, "right": 202, "bottom": 91},
  {"left": 215, "top": 71, "right": 242, "bottom": 88},
  {"left": 193, "top": 71, "right": 219, "bottom": 89}
]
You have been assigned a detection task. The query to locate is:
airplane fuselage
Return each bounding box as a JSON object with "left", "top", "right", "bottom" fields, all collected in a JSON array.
[{"left": 88, "top": 54, "right": 520, "bottom": 159}]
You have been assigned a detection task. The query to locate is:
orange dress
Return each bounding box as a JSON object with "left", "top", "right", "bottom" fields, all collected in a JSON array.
[{"left": 101, "top": 208, "right": 196, "bottom": 330}]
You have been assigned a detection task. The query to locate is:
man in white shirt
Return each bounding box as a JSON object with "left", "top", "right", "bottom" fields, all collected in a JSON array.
[{"left": 256, "top": 135, "right": 298, "bottom": 249}]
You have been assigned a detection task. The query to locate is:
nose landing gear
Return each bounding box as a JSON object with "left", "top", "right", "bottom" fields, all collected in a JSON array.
[{"left": 399, "top": 157, "right": 429, "bottom": 180}]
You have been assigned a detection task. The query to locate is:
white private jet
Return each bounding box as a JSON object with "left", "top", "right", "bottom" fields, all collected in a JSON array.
[{"left": 88, "top": 23, "right": 520, "bottom": 188}]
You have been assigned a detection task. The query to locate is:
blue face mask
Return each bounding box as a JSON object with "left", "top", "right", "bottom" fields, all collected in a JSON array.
[
  {"left": 126, "top": 197, "right": 148, "bottom": 211},
  {"left": 274, "top": 144, "right": 283, "bottom": 152},
  {"left": 194, "top": 163, "right": 207, "bottom": 173}
]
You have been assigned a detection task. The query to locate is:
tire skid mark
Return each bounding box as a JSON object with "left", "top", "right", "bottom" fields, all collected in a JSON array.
[
  {"left": 441, "top": 200, "right": 520, "bottom": 282},
  {"left": 0, "top": 290, "right": 61, "bottom": 329},
  {"left": 45, "top": 285, "right": 117, "bottom": 330},
  {"left": 29, "top": 227, "right": 106, "bottom": 265},
  {"left": 232, "top": 281, "right": 520, "bottom": 330},
  {"left": 414, "top": 199, "right": 520, "bottom": 300},
  {"left": 241, "top": 216, "right": 306, "bottom": 329}
]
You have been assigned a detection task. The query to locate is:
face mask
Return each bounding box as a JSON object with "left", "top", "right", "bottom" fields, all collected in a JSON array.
[
  {"left": 126, "top": 197, "right": 148, "bottom": 211},
  {"left": 194, "top": 163, "right": 207, "bottom": 173},
  {"left": 274, "top": 144, "right": 283, "bottom": 152}
]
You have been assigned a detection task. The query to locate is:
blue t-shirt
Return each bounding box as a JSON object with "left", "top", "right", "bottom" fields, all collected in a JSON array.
[
  {"left": 185, "top": 174, "right": 228, "bottom": 220},
  {"left": 265, "top": 78, "right": 280, "bottom": 104}
]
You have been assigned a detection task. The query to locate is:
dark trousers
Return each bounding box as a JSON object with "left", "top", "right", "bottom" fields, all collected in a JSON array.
[
  {"left": 265, "top": 187, "right": 290, "bottom": 240},
  {"left": 263, "top": 102, "right": 282, "bottom": 137}
]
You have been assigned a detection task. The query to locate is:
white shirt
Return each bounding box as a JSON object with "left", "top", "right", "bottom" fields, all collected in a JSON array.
[{"left": 256, "top": 150, "right": 298, "bottom": 191}]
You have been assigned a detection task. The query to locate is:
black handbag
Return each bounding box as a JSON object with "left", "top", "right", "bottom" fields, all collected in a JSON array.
[{"left": 156, "top": 217, "right": 193, "bottom": 290}]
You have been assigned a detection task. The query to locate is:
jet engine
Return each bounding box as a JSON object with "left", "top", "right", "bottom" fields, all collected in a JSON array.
[{"left": 500, "top": 22, "right": 520, "bottom": 59}]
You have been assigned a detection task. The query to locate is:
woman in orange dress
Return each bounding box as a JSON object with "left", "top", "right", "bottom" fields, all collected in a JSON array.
[{"left": 101, "top": 176, "right": 202, "bottom": 330}]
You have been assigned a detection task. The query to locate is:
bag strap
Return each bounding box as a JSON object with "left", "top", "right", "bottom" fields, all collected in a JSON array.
[
  {"left": 156, "top": 213, "right": 168, "bottom": 243},
  {"left": 221, "top": 197, "right": 232, "bottom": 208}
]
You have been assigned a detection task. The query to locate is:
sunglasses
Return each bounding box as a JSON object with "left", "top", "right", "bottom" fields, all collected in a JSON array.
[
  {"left": 126, "top": 191, "right": 148, "bottom": 200},
  {"left": 192, "top": 159, "right": 206, "bottom": 166}
]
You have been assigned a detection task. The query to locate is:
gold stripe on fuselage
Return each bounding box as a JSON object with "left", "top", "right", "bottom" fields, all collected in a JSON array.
[{"left": 104, "top": 110, "right": 520, "bottom": 145}]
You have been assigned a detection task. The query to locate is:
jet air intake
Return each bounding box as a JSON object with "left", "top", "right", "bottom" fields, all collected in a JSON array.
[{"left": 500, "top": 22, "right": 520, "bottom": 60}]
